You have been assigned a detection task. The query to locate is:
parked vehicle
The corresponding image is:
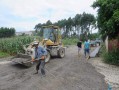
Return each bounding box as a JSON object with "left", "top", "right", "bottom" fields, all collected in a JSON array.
[
  {"left": 90, "top": 40, "right": 96, "bottom": 47},
  {"left": 95, "top": 38, "right": 102, "bottom": 46}
]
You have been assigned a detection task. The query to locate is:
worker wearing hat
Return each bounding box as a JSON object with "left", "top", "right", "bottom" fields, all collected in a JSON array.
[{"left": 32, "top": 41, "right": 47, "bottom": 76}]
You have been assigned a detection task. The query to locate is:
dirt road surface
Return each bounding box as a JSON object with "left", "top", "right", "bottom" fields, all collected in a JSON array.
[
  {"left": 0, "top": 46, "right": 107, "bottom": 90},
  {"left": 89, "top": 57, "right": 119, "bottom": 90}
]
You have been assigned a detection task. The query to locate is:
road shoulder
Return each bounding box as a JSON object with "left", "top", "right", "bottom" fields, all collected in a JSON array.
[{"left": 88, "top": 57, "right": 119, "bottom": 90}]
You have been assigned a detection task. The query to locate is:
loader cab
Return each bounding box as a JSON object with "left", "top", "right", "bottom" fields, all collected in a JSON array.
[
  {"left": 43, "top": 28, "right": 57, "bottom": 42},
  {"left": 42, "top": 25, "right": 61, "bottom": 45}
]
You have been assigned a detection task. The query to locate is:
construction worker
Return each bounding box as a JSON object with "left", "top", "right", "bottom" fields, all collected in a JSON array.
[
  {"left": 77, "top": 40, "right": 82, "bottom": 56},
  {"left": 84, "top": 40, "right": 90, "bottom": 59},
  {"left": 31, "top": 41, "right": 47, "bottom": 76}
]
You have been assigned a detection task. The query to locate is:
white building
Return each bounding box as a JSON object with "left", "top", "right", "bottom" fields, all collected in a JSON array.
[{"left": 16, "top": 31, "right": 34, "bottom": 36}]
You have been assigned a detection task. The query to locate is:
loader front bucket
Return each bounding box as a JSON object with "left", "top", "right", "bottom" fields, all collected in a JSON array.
[{"left": 12, "top": 53, "right": 32, "bottom": 67}]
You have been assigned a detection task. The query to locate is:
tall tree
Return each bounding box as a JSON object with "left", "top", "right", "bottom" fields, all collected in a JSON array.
[
  {"left": 34, "top": 13, "right": 96, "bottom": 39},
  {"left": 74, "top": 14, "right": 81, "bottom": 36},
  {"left": 34, "top": 23, "right": 42, "bottom": 33},
  {"left": 0, "top": 27, "right": 15, "bottom": 38},
  {"left": 46, "top": 20, "right": 52, "bottom": 25},
  {"left": 80, "top": 12, "right": 96, "bottom": 40},
  {"left": 92, "top": 0, "right": 119, "bottom": 39}
]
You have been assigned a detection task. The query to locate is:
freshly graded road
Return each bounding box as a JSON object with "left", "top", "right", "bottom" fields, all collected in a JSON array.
[{"left": 0, "top": 46, "right": 107, "bottom": 90}]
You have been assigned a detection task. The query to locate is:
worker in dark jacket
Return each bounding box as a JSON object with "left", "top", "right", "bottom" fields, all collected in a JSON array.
[
  {"left": 77, "top": 40, "right": 82, "bottom": 56},
  {"left": 32, "top": 41, "right": 47, "bottom": 76}
]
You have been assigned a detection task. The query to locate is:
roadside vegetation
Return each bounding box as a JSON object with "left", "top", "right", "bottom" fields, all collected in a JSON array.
[
  {"left": 0, "top": 32, "right": 99, "bottom": 58},
  {"left": 0, "top": 51, "right": 10, "bottom": 58},
  {"left": 101, "top": 45, "right": 119, "bottom": 66},
  {"left": 0, "top": 36, "right": 35, "bottom": 55},
  {"left": 0, "top": 36, "right": 80, "bottom": 58}
]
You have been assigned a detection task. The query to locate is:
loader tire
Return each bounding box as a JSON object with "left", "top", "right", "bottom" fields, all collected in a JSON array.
[
  {"left": 45, "top": 51, "right": 51, "bottom": 63},
  {"left": 58, "top": 48, "right": 65, "bottom": 58}
]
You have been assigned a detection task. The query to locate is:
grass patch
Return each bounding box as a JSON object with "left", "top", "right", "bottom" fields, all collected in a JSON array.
[
  {"left": 101, "top": 45, "right": 119, "bottom": 66},
  {"left": 0, "top": 51, "right": 10, "bottom": 58},
  {"left": 62, "top": 38, "right": 79, "bottom": 45}
]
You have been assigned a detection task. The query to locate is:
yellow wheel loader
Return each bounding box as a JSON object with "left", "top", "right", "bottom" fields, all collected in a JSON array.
[{"left": 12, "top": 25, "right": 65, "bottom": 67}]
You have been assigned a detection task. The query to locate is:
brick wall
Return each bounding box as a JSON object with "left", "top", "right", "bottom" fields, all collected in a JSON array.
[{"left": 108, "top": 39, "right": 119, "bottom": 51}]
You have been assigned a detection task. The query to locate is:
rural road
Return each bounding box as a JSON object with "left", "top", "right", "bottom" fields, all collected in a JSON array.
[{"left": 0, "top": 46, "right": 107, "bottom": 90}]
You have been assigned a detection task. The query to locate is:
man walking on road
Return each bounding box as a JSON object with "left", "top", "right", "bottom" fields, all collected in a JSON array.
[
  {"left": 31, "top": 41, "right": 47, "bottom": 76},
  {"left": 84, "top": 40, "right": 90, "bottom": 59},
  {"left": 77, "top": 40, "right": 82, "bottom": 56}
]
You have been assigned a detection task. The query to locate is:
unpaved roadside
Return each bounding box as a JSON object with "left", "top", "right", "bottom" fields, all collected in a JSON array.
[
  {"left": 0, "top": 46, "right": 107, "bottom": 90},
  {"left": 89, "top": 57, "right": 119, "bottom": 90}
]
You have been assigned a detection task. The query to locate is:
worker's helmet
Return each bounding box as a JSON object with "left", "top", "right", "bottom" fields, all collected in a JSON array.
[{"left": 33, "top": 41, "right": 39, "bottom": 45}]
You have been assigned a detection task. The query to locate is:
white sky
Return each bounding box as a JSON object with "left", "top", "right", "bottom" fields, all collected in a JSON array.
[{"left": 0, "top": 0, "right": 97, "bottom": 32}]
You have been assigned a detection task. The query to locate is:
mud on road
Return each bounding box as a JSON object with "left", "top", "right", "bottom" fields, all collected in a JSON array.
[{"left": 0, "top": 46, "right": 107, "bottom": 90}]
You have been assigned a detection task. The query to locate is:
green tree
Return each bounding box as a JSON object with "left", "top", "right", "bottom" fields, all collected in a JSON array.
[
  {"left": 46, "top": 20, "right": 52, "bottom": 25},
  {"left": 0, "top": 27, "right": 15, "bottom": 38},
  {"left": 73, "top": 14, "right": 81, "bottom": 36},
  {"left": 34, "top": 23, "right": 43, "bottom": 36},
  {"left": 34, "top": 13, "right": 96, "bottom": 39},
  {"left": 92, "top": 0, "right": 119, "bottom": 39},
  {"left": 80, "top": 12, "right": 96, "bottom": 40},
  {"left": 34, "top": 23, "right": 42, "bottom": 33}
]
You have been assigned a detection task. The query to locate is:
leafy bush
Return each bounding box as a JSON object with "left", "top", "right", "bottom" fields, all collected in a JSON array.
[{"left": 102, "top": 46, "right": 119, "bottom": 65}]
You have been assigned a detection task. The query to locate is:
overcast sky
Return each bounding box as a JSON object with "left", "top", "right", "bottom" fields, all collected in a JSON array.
[{"left": 0, "top": 0, "right": 97, "bottom": 32}]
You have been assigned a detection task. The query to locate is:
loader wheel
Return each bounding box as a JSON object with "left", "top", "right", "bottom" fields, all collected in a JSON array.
[
  {"left": 45, "top": 51, "right": 51, "bottom": 63},
  {"left": 58, "top": 48, "right": 65, "bottom": 58}
]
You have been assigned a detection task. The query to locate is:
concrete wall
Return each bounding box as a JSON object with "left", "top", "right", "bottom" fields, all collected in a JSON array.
[
  {"left": 105, "top": 36, "right": 119, "bottom": 52},
  {"left": 105, "top": 36, "right": 108, "bottom": 52}
]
